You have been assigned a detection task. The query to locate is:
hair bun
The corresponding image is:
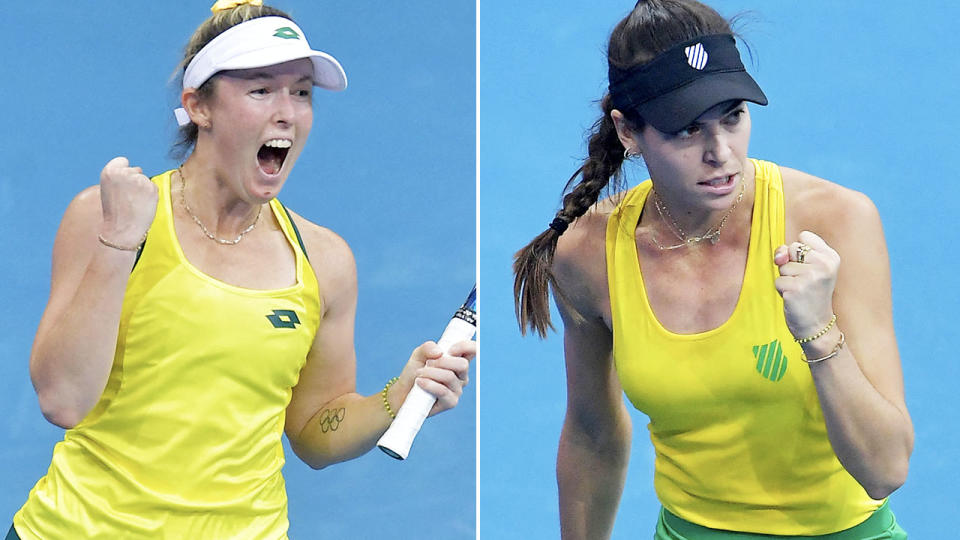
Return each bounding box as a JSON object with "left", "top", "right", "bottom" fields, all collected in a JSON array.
[{"left": 210, "top": 0, "right": 263, "bottom": 14}]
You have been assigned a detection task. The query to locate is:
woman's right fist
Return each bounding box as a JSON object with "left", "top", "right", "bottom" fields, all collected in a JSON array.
[{"left": 98, "top": 157, "right": 158, "bottom": 246}]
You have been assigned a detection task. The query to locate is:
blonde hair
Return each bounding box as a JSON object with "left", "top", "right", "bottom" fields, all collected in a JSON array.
[{"left": 170, "top": 3, "right": 294, "bottom": 159}]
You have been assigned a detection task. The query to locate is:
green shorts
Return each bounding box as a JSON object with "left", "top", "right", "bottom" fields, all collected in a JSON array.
[{"left": 654, "top": 500, "right": 907, "bottom": 539}]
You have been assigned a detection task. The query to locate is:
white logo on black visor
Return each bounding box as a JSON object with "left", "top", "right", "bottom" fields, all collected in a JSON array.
[{"left": 685, "top": 43, "right": 708, "bottom": 70}]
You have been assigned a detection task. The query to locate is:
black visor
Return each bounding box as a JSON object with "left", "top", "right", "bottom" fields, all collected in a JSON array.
[{"left": 608, "top": 34, "right": 767, "bottom": 133}]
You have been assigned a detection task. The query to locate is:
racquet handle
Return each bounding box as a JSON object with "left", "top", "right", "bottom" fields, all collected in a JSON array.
[{"left": 378, "top": 290, "right": 476, "bottom": 460}]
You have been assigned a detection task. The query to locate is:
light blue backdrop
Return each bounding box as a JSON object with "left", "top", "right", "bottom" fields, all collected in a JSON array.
[
  {"left": 480, "top": 1, "right": 957, "bottom": 538},
  {"left": 0, "top": 2, "right": 475, "bottom": 539}
]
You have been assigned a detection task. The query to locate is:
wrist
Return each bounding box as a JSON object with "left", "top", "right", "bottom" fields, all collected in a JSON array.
[
  {"left": 801, "top": 327, "right": 845, "bottom": 365},
  {"left": 380, "top": 377, "right": 399, "bottom": 419},
  {"left": 794, "top": 313, "right": 838, "bottom": 344},
  {"left": 98, "top": 224, "right": 147, "bottom": 251},
  {"left": 97, "top": 233, "right": 144, "bottom": 252},
  {"left": 800, "top": 325, "right": 842, "bottom": 359},
  {"left": 381, "top": 376, "right": 414, "bottom": 420}
]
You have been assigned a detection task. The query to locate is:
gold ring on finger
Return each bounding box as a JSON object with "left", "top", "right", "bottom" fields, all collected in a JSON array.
[{"left": 796, "top": 243, "right": 812, "bottom": 264}]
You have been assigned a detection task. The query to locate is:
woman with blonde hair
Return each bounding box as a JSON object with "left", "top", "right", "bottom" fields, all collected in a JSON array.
[
  {"left": 10, "top": 2, "right": 474, "bottom": 538},
  {"left": 513, "top": 0, "right": 911, "bottom": 537}
]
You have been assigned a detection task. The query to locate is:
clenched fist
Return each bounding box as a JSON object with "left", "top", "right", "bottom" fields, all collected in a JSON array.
[
  {"left": 98, "top": 157, "right": 158, "bottom": 247},
  {"left": 774, "top": 230, "right": 840, "bottom": 341}
]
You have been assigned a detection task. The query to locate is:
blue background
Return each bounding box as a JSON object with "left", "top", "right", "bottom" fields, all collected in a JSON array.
[
  {"left": 0, "top": 2, "right": 475, "bottom": 539},
  {"left": 4, "top": 1, "right": 958, "bottom": 539},
  {"left": 479, "top": 1, "right": 957, "bottom": 538}
]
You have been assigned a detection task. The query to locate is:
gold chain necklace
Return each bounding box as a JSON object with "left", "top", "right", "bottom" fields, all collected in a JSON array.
[
  {"left": 650, "top": 180, "right": 745, "bottom": 251},
  {"left": 178, "top": 167, "right": 262, "bottom": 245}
]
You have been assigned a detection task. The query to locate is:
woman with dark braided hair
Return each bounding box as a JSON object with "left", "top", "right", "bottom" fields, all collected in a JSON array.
[{"left": 513, "top": 1, "right": 912, "bottom": 538}]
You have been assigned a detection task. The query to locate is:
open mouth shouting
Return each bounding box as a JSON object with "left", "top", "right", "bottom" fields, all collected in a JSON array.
[{"left": 257, "top": 138, "right": 292, "bottom": 176}]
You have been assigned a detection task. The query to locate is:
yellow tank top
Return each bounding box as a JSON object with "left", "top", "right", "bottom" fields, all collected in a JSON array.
[
  {"left": 15, "top": 170, "right": 321, "bottom": 539},
  {"left": 606, "top": 159, "right": 880, "bottom": 535}
]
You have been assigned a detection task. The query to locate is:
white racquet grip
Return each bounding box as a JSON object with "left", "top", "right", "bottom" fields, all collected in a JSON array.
[{"left": 377, "top": 316, "right": 476, "bottom": 460}]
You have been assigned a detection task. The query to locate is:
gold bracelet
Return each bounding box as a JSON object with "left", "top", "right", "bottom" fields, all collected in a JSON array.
[
  {"left": 803, "top": 331, "right": 845, "bottom": 364},
  {"left": 381, "top": 376, "right": 400, "bottom": 419},
  {"left": 98, "top": 232, "right": 147, "bottom": 252},
  {"left": 794, "top": 314, "right": 838, "bottom": 344}
]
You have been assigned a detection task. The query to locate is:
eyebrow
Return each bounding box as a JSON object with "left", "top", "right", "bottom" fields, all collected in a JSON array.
[
  {"left": 684, "top": 100, "right": 745, "bottom": 129},
  {"left": 721, "top": 100, "right": 746, "bottom": 115}
]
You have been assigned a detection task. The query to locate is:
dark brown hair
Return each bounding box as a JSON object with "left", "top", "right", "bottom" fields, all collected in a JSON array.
[
  {"left": 512, "top": 0, "right": 733, "bottom": 337},
  {"left": 170, "top": 4, "right": 294, "bottom": 160}
]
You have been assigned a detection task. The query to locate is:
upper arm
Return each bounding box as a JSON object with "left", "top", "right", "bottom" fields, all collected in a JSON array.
[
  {"left": 783, "top": 168, "right": 909, "bottom": 416},
  {"left": 560, "top": 316, "right": 624, "bottom": 433},
  {"left": 830, "top": 194, "right": 908, "bottom": 414},
  {"left": 283, "top": 212, "right": 360, "bottom": 440},
  {"left": 31, "top": 187, "right": 103, "bottom": 365},
  {"left": 553, "top": 210, "right": 630, "bottom": 441}
]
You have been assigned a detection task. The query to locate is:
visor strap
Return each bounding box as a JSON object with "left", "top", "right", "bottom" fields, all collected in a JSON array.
[{"left": 174, "top": 108, "right": 191, "bottom": 128}]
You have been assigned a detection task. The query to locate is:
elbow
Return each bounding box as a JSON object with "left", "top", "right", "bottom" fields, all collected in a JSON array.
[
  {"left": 301, "top": 459, "right": 328, "bottom": 471},
  {"left": 36, "top": 392, "right": 83, "bottom": 429},
  {"left": 288, "top": 439, "right": 333, "bottom": 471},
  {"left": 561, "top": 408, "right": 632, "bottom": 463},
  {"left": 30, "top": 359, "right": 80, "bottom": 428},
  {"left": 861, "top": 460, "right": 909, "bottom": 500},
  {"left": 33, "top": 381, "right": 85, "bottom": 429},
  {"left": 594, "top": 425, "right": 632, "bottom": 463},
  {"left": 301, "top": 453, "right": 331, "bottom": 471},
  {"left": 864, "top": 433, "right": 913, "bottom": 500},
  {"left": 847, "top": 427, "right": 913, "bottom": 500},
  {"left": 864, "top": 482, "right": 901, "bottom": 501},
  {"left": 43, "top": 413, "right": 80, "bottom": 430},
  {"left": 30, "top": 356, "right": 96, "bottom": 429}
]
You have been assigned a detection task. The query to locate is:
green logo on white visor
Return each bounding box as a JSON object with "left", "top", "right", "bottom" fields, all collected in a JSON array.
[{"left": 273, "top": 27, "right": 300, "bottom": 39}]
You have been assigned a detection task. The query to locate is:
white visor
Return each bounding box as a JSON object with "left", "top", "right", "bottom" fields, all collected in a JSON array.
[{"left": 175, "top": 16, "right": 347, "bottom": 126}]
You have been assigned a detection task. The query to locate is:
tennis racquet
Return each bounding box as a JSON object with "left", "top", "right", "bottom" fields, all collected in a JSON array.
[{"left": 377, "top": 285, "right": 476, "bottom": 460}]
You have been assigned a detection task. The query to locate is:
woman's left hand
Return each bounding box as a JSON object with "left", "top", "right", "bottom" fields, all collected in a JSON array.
[
  {"left": 773, "top": 230, "right": 840, "bottom": 341},
  {"left": 395, "top": 340, "right": 476, "bottom": 416}
]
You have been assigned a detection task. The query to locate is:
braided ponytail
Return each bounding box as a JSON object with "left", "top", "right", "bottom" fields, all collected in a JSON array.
[
  {"left": 513, "top": 0, "right": 734, "bottom": 338},
  {"left": 512, "top": 95, "right": 628, "bottom": 337}
]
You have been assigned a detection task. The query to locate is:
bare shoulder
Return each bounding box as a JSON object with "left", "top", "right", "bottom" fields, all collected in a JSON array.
[
  {"left": 553, "top": 198, "right": 616, "bottom": 323},
  {"left": 283, "top": 208, "right": 357, "bottom": 310},
  {"left": 64, "top": 185, "right": 104, "bottom": 222},
  {"left": 54, "top": 185, "right": 104, "bottom": 259},
  {"left": 780, "top": 166, "right": 883, "bottom": 247},
  {"left": 42, "top": 185, "right": 109, "bottom": 316},
  {"left": 284, "top": 209, "right": 355, "bottom": 268}
]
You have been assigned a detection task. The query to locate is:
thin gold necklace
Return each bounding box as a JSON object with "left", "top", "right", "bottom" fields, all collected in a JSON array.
[
  {"left": 650, "top": 180, "right": 745, "bottom": 251},
  {"left": 178, "top": 167, "right": 262, "bottom": 245}
]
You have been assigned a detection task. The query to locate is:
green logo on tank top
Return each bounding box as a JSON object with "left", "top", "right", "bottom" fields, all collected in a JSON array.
[
  {"left": 273, "top": 27, "right": 300, "bottom": 40},
  {"left": 267, "top": 309, "right": 301, "bottom": 329},
  {"left": 753, "top": 339, "right": 787, "bottom": 382}
]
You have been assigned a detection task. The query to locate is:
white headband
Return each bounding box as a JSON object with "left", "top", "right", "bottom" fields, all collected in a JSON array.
[{"left": 174, "top": 16, "right": 347, "bottom": 126}]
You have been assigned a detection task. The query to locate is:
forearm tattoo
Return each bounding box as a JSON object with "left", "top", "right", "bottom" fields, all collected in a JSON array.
[{"left": 318, "top": 407, "right": 346, "bottom": 433}]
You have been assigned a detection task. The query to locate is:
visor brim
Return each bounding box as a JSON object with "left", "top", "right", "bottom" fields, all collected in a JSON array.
[
  {"left": 636, "top": 70, "right": 766, "bottom": 133},
  {"left": 213, "top": 47, "right": 347, "bottom": 91}
]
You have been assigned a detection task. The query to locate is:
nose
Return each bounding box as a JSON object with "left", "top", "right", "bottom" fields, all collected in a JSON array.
[
  {"left": 273, "top": 90, "right": 296, "bottom": 126},
  {"left": 702, "top": 126, "right": 732, "bottom": 167}
]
